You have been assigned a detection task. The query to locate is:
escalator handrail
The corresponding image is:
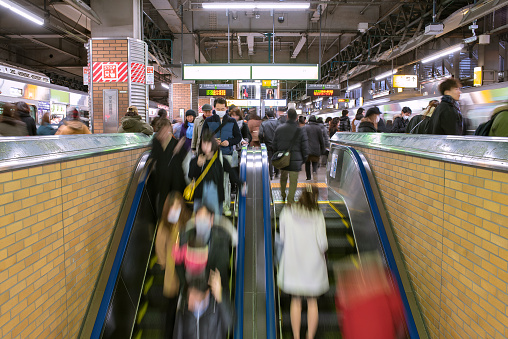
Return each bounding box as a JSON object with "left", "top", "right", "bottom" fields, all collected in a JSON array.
[
  {"left": 344, "top": 145, "right": 425, "bottom": 339},
  {"left": 90, "top": 162, "right": 151, "bottom": 338},
  {"left": 234, "top": 146, "right": 248, "bottom": 339},
  {"left": 261, "top": 146, "right": 277, "bottom": 339}
]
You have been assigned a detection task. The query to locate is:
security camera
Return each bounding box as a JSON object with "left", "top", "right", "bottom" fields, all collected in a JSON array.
[{"left": 278, "top": 16, "right": 284, "bottom": 23}]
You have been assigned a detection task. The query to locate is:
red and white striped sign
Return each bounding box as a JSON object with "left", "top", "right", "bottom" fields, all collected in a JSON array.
[
  {"left": 130, "top": 62, "right": 146, "bottom": 84},
  {"left": 83, "top": 67, "right": 89, "bottom": 85},
  {"left": 92, "top": 62, "right": 128, "bottom": 82}
]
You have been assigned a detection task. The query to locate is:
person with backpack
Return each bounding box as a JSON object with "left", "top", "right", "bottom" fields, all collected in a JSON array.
[
  {"left": 407, "top": 100, "right": 439, "bottom": 134},
  {"left": 474, "top": 104, "right": 508, "bottom": 137},
  {"left": 428, "top": 78, "right": 464, "bottom": 135},
  {"left": 304, "top": 115, "right": 325, "bottom": 181},
  {"left": 391, "top": 107, "right": 412, "bottom": 133},
  {"left": 260, "top": 110, "right": 281, "bottom": 179},
  {"left": 338, "top": 110, "right": 352, "bottom": 132}
]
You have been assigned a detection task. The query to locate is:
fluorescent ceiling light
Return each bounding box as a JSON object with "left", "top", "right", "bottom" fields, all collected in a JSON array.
[
  {"left": 422, "top": 44, "right": 464, "bottom": 64},
  {"left": 202, "top": 2, "right": 310, "bottom": 10},
  {"left": 375, "top": 69, "right": 398, "bottom": 81},
  {"left": 0, "top": 0, "right": 44, "bottom": 25},
  {"left": 347, "top": 83, "right": 361, "bottom": 91},
  {"left": 161, "top": 83, "right": 169, "bottom": 89}
]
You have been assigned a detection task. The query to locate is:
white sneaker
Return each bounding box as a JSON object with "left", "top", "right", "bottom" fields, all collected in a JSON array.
[{"left": 224, "top": 209, "right": 232, "bottom": 217}]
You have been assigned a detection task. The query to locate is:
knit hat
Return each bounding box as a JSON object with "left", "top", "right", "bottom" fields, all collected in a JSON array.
[
  {"left": 365, "top": 107, "right": 381, "bottom": 118},
  {"left": 202, "top": 104, "right": 213, "bottom": 111},
  {"left": 185, "top": 109, "right": 197, "bottom": 117},
  {"left": 308, "top": 115, "right": 317, "bottom": 122}
]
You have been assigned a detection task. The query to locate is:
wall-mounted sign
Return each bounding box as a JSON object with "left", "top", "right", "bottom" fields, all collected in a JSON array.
[
  {"left": 83, "top": 67, "right": 89, "bottom": 85},
  {"left": 474, "top": 67, "right": 482, "bottom": 87},
  {"left": 146, "top": 66, "right": 154, "bottom": 85},
  {"left": 184, "top": 65, "right": 251, "bottom": 80},
  {"left": 264, "top": 99, "right": 287, "bottom": 107},
  {"left": 92, "top": 62, "right": 128, "bottom": 82},
  {"left": 10, "top": 87, "right": 23, "bottom": 97},
  {"left": 393, "top": 75, "right": 417, "bottom": 88},
  {"left": 337, "top": 98, "right": 350, "bottom": 103},
  {"left": 184, "top": 64, "right": 319, "bottom": 80},
  {"left": 103, "top": 89, "right": 119, "bottom": 133},
  {"left": 0, "top": 64, "right": 50, "bottom": 84},
  {"left": 252, "top": 65, "right": 319, "bottom": 80},
  {"left": 198, "top": 84, "right": 234, "bottom": 97},
  {"left": 130, "top": 62, "right": 146, "bottom": 83},
  {"left": 262, "top": 80, "right": 278, "bottom": 88},
  {"left": 226, "top": 99, "right": 261, "bottom": 107},
  {"left": 306, "top": 84, "right": 341, "bottom": 97}
]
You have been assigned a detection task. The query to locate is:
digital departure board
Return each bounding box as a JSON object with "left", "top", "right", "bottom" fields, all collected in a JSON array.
[
  {"left": 306, "top": 84, "right": 341, "bottom": 97},
  {"left": 198, "top": 84, "right": 234, "bottom": 97}
]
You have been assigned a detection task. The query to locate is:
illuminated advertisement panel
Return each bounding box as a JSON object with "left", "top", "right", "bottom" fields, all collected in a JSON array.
[
  {"left": 183, "top": 65, "right": 251, "bottom": 80},
  {"left": 252, "top": 65, "right": 319, "bottom": 80}
]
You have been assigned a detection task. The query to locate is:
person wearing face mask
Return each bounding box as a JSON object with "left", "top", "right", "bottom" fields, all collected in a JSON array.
[
  {"left": 428, "top": 78, "right": 464, "bottom": 135},
  {"left": 149, "top": 120, "right": 189, "bottom": 219},
  {"left": 191, "top": 104, "right": 213, "bottom": 154},
  {"left": 357, "top": 107, "right": 382, "bottom": 132},
  {"left": 229, "top": 107, "right": 251, "bottom": 181},
  {"left": 390, "top": 107, "right": 412, "bottom": 133},
  {"left": 201, "top": 98, "right": 242, "bottom": 217},
  {"left": 173, "top": 270, "right": 234, "bottom": 339},
  {"left": 155, "top": 192, "right": 191, "bottom": 339},
  {"left": 175, "top": 204, "right": 232, "bottom": 293}
]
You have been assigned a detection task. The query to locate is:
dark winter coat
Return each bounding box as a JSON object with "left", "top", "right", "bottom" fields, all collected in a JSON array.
[
  {"left": 118, "top": 115, "right": 154, "bottom": 135},
  {"left": 272, "top": 120, "right": 309, "bottom": 172},
  {"left": 406, "top": 115, "right": 424, "bottom": 133},
  {"left": 238, "top": 121, "right": 252, "bottom": 145},
  {"left": 338, "top": 116, "right": 351, "bottom": 132},
  {"left": 259, "top": 118, "right": 279, "bottom": 149},
  {"left": 202, "top": 113, "right": 242, "bottom": 155},
  {"left": 489, "top": 105, "right": 508, "bottom": 137},
  {"left": 304, "top": 121, "right": 325, "bottom": 157},
  {"left": 0, "top": 117, "right": 28, "bottom": 136},
  {"left": 17, "top": 110, "right": 36, "bottom": 136},
  {"left": 188, "top": 153, "right": 242, "bottom": 204},
  {"left": 172, "top": 293, "right": 234, "bottom": 339},
  {"left": 37, "top": 124, "right": 57, "bottom": 136},
  {"left": 321, "top": 123, "right": 330, "bottom": 149},
  {"left": 429, "top": 96, "right": 464, "bottom": 135},
  {"left": 391, "top": 116, "right": 409, "bottom": 133},
  {"left": 357, "top": 121, "right": 378, "bottom": 133}
]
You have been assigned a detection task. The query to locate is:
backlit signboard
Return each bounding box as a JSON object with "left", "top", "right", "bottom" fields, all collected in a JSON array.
[
  {"left": 198, "top": 84, "right": 234, "bottom": 96},
  {"left": 262, "top": 80, "right": 278, "bottom": 88},
  {"left": 264, "top": 99, "right": 287, "bottom": 106},
  {"left": 474, "top": 67, "right": 482, "bottom": 87},
  {"left": 252, "top": 65, "right": 319, "bottom": 80},
  {"left": 184, "top": 65, "right": 251, "bottom": 80},
  {"left": 227, "top": 99, "right": 261, "bottom": 107},
  {"left": 306, "top": 84, "right": 340, "bottom": 97},
  {"left": 393, "top": 75, "right": 417, "bottom": 88}
]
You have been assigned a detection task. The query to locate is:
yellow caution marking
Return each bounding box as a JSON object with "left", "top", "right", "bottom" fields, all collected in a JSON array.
[
  {"left": 327, "top": 201, "right": 350, "bottom": 229},
  {"left": 137, "top": 300, "right": 148, "bottom": 324},
  {"left": 351, "top": 256, "right": 359, "bottom": 268},
  {"left": 346, "top": 234, "right": 355, "bottom": 247}
]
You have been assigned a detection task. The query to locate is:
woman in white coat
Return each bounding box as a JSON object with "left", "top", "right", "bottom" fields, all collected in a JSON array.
[{"left": 277, "top": 185, "right": 329, "bottom": 339}]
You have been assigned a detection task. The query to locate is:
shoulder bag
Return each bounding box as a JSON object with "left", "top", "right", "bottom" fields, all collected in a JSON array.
[
  {"left": 272, "top": 128, "right": 300, "bottom": 169},
  {"left": 183, "top": 151, "right": 218, "bottom": 201}
]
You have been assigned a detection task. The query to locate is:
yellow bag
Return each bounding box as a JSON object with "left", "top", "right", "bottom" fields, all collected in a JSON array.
[{"left": 184, "top": 151, "right": 218, "bottom": 201}]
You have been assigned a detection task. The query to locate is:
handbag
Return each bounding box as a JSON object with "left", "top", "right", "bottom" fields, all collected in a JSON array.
[
  {"left": 272, "top": 128, "right": 300, "bottom": 169},
  {"left": 183, "top": 151, "right": 218, "bottom": 201}
]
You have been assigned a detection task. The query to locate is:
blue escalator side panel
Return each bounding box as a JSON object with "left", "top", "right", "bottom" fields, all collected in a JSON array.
[
  {"left": 234, "top": 147, "right": 248, "bottom": 339},
  {"left": 348, "top": 147, "right": 420, "bottom": 339},
  {"left": 261, "top": 146, "right": 277, "bottom": 339},
  {"left": 90, "top": 167, "right": 149, "bottom": 339}
]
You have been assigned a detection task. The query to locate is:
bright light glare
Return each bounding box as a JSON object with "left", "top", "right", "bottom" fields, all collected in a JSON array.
[
  {"left": 422, "top": 44, "right": 463, "bottom": 64},
  {"left": 0, "top": 0, "right": 44, "bottom": 25},
  {"left": 202, "top": 2, "right": 311, "bottom": 10},
  {"left": 375, "top": 69, "right": 398, "bottom": 81},
  {"left": 161, "top": 83, "right": 169, "bottom": 89}
]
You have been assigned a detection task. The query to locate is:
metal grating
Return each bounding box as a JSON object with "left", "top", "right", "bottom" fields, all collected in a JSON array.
[{"left": 129, "top": 39, "right": 148, "bottom": 122}]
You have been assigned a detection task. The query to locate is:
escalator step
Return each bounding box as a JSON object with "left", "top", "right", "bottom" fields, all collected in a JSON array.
[
  {"left": 143, "top": 275, "right": 154, "bottom": 295},
  {"left": 137, "top": 300, "right": 149, "bottom": 325}
]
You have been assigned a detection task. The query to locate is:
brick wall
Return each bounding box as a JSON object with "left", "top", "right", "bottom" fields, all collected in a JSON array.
[
  {"left": 198, "top": 97, "right": 213, "bottom": 113},
  {"left": 171, "top": 83, "right": 192, "bottom": 120},
  {"left": 356, "top": 147, "right": 508, "bottom": 338},
  {"left": 90, "top": 39, "right": 129, "bottom": 133},
  {"left": 0, "top": 148, "right": 147, "bottom": 339}
]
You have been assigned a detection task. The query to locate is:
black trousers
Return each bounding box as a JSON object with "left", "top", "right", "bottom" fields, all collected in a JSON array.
[
  {"left": 165, "top": 295, "right": 178, "bottom": 339},
  {"left": 305, "top": 160, "right": 319, "bottom": 180},
  {"left": 267, "top": 148, "right": 279, "bottom": 178}
]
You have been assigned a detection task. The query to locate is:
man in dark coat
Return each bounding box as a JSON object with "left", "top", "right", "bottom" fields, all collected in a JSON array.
[
  {"left": 149, "top": 120, "right": 188, "bottom": 218},
  {"left": 429, "top": 78, "right": 464, "bottom": 135},
  {"left": 272, "top": 108, "right": 309, "bottom": 204},
  {"left": 15, "top": 102, "right": 36, "bottom": 136},
  {"left": 391, "top": 107, "right": 412, "bottom": 133},
  {"left": 304, "top": 115, "right": 325, "bottom": 181},
  {"left": 259, "top": 110, "right": 280, "bottom": 179}
]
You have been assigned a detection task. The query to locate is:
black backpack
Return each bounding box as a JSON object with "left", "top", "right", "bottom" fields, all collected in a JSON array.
[{"left": 474, "top": 117, "right": 497, "bottom": 136}]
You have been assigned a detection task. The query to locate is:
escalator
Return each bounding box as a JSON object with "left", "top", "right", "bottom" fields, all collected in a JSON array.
[{"left": 270, "top": 143, "right": 429, "bottom": 339}]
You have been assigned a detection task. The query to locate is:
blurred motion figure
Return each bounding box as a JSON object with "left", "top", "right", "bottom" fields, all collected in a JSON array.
[{"left": 0, "top": 103, "right": 28, "bottom": 136}]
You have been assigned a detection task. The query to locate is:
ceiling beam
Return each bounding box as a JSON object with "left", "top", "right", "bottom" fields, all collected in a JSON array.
[{"left": 292, "top": 35, "right": 306, "bottom": 58}]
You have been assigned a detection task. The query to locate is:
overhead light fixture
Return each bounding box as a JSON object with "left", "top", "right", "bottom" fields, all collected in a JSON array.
[
  {"left": 422, "top": 44, "right": 463, "bottom": 64},
  {"left": 0, "top": 0, "right": 44, "bottom": 25},
  {"left": 161, "top": 83, "right": 170, "bottom": 89},
  {"left": 375, "top": 69, "right": 398, "bottom": 81},
  {"left": 347, "top": 83, "right": 361, "bottom": 91},
  {"left": 202, "top": 2, "right": 310, "bottom": 10}
]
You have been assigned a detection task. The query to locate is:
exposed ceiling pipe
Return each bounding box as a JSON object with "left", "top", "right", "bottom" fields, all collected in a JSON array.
[
  {"left": 237, "top": 35, "right": 243, "bottom": 58},
  {"left": 247, "top": 34, "right": 254, "bottom": 55},
  {"left": 292, "top": 35, "right": 307, "bottom": 58}
]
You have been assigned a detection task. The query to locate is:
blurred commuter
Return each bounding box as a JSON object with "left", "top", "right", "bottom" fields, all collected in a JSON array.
[
  {"left": 191, "top": 104, "right": 213, "bottom": 153},
  {"left": 172, "top": 116, "right": 183, "bottom": 139},
  {"left": 151, "top": 109, "right": 169, "bottom": 133},
  {"left": 15, "top": 102, "right": 36, "bottom": 136},
  {"left": 273, "top": 108, "right": 309, "bottom": 204},
  {"left": 180, "top": 110, "right": 196, "bottom": 150},
  {"left": 201, "top": 98, "right": 242, "bottom": 217},
  {"left": 260, "top": 110, "right": 280, "bottom": 179},
  {"left": 118, "top": 106, "right": 153, "bottom": 135},
  {"left": 149, "top": 120, "right": 188, "bottom": 218},
  {"left": 391, "top": 107, "right": 412, "bottom": 133},
  {"left": 230, "top": 107, "right": 251, "bottom": 167},
  {"left": 189, "top": 132, "right": 243, "bottom": 217},
  {"left": 247, "top": 111, "right": 262, "bottom": 147},
  {"left": 277, "top": 185, "right": 329, "bottom": 339},
  {"left": 37, "top": 113, "right": 57, "bottom": 136},
  {"left": 56, "top": 109, "right": 91, "bottom": 135},
  {"left": 0, "top": 103, "right": 28, "bottom": 136},
  {"left": 352, "top": 108, "right": 364, "bottom": 132},
  {"left": 407, "top": 100, "right": 439, "bottom": 134},
  {"left": 329, "top": 117, "right": 339, "bottom": 138},
  {"left": 156, "top": 192, "right": 191, "bottom": 339},
  {"left": 316, "top": 117, "right": 330, "bottom": 167},
  {"left": 298, "top": 115, "right": 307, "bottom": 128},
  {"left": 428, "top": 78, "right": 463, "bottom": 135},
  {"left": 173, "top": 270, "right": 234, "bottom": 339},
  {"left": 487, "top": 105, "right": 508, "bottom": 137},
  {"left": 386, "top": 120, "right": 393, "bottom": 131},
  {"left": 338, "top": 110, "right": 352, "bottom": 132},
  {"left": 325, "top": 116, "right": 332, "bottom": 128},
  {"left": 357, "top": 107, "right": 382, "bottom": 133},
  {"left": 304, "top": 115, "right": 325, "bottom": 181},
  {"left": 174, "top": 203, "right": 232, "bottom": 291},
  {"left": 278, "top": 107, "right": 288, "bottom": 124}
]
